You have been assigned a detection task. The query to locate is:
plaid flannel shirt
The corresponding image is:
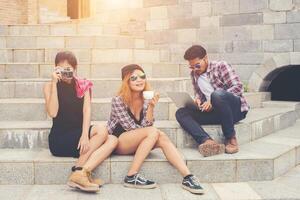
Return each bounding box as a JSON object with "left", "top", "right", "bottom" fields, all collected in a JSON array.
[
  {"left": 107, "top": 96, "right": 154, "bottom": 134},
  {"left": 191, "top": 61, "right": 249, "bottom": 112}
]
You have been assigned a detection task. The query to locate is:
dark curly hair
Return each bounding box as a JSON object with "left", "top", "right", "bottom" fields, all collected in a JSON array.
[{"left": 184, "top": 45, "right": 207, "bottom": 60}]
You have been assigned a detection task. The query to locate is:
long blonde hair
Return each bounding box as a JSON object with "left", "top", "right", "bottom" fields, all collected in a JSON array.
[{"left": 118, "top": 71, "right": 151, "bottom": 106}]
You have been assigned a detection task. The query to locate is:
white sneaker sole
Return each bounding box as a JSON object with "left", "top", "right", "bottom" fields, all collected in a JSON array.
[
  {"left": 182, "top": 184, "right": 205, "bottom": 194},
  {"left": 123, "top": 182, "right": 157, "bottom": 189}
]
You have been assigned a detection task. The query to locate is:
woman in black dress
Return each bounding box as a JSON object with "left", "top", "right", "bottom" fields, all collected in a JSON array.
[{"left": 43, "top": 51, "right": 118, "bottom": 192}]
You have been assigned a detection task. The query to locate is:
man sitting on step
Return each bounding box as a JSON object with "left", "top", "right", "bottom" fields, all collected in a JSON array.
[{"left": 175, "top": 45, "right": 249, "bottom": 157}]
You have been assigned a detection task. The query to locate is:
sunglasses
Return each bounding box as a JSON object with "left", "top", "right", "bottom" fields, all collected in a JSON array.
[
  {"left": 130, "top": 73, "right": 146, "bottom": 81},
  {"left": 189, "top": 63, "right": 201, "bottom": 70}
]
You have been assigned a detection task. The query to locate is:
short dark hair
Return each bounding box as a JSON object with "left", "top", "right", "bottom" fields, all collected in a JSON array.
[
  {"left": 184, "top": 45, "right": 207, "bottom": 60},
  {"left": 55, "top": 51, "right": 78, "bottom": 70}
]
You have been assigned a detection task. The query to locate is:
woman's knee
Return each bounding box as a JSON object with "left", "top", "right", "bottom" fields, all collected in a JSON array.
[
  {"left": 142, "top": 126, "right": 160, "bottom": 141},
  {"left": 107, "top": 135, "right": 118, "bottom": 147},
  {"left": 157, "top": 131, "right": 171, "bottom": 147},
  {"left": 93, "top": 124, "right": 109, "bottom": 140}
]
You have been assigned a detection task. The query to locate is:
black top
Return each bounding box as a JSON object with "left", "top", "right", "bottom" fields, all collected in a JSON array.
[{"left": 52, "top": 79, "right": 84, "bottom": 132}]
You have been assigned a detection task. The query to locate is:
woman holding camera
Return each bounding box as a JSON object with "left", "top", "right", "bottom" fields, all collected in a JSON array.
[
  {"left": 106, "top": 64, "right": 204, "bottom": 194},
  {"left": 43, "top": 51, "right": 118, "bottom": 192}
]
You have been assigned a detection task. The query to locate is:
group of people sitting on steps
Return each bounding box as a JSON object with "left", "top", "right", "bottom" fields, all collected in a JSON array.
[{"left": 43, "top": 45, "right": 249, "bottom": 194}]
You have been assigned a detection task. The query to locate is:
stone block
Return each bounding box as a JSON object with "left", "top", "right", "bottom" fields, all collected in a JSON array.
[
  {"left": 77, "top": 24, "right": 103, "bottom": 35},
  {"left": 251, "top": 25, "right": 274, "bottom": 40},
  {"left": 221, "top": 13, "right": 263, "bottom": 26},
  {"left": 150, "top": 6, "right": 168, "bottom": 19},
  {"left": 169, "top": 18, "right": 200, "bottom": 29},
  {"left": 50, "top": 24, "right": 77, "bottom": 35},
  {"left": 144, "top": 0, "right": 178, "bottom": 7},
  {"left": 274, "top": 150, "right": 296, "bottom": 177},
  {"left": 240, "top": 0, "right": 268, "bottom": 13},
  {"left": 263, "top": 40, "right": 293, "bottom": 52},
  {"left": 275, "top": 23, "right": 300, "bottom": 39},
  {"left": 5, "top": 64, "right": 39, "bottom": 79},
  {"left": 223, "top": 26, "right": 252, "bottom": 41},
  {"left": 37, "top": 37, "right": 65, "bottom": 48},
  {"left": 6, "top": 36, "right": 36, "bottom": 48},
  {"left": 237, "top": 159, "right": 273, "bottom": 181},
  {"left": 263, "top": 12, "right": 286, "bottom": 24},
  {"left": 287, "top": 11, "right": 300, "bottom": 23},
  {"left": 192, "top": 2, "right": 211, "bottom": 17},
  {"left": 9, "top": 25, "right": 50, "bottom": 35},
  {"left": 65, "top": 36, "right": 94, "bottom": 48},
  {"left": 212, "top": 0, "right": 239, "bottom": 15},
  {"left": 270, "top": 0, "right": 293, "bottom": 11},
  {"left": 146, "top": 20, "right": 169, "bottom": 30},
  {"left": 133, "top": 49, "right": 160, "bottom": 63},
  {"left": 13, "top": 49, "right": 44, "bottom": 63},
  {"left": 233, "top": 41, "right": 262, "bottom": 52},
  {"left": 0, "top": 163, "right": 34, "bottom": 184}
]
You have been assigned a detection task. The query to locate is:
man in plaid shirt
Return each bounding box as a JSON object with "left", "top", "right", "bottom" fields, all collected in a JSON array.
[{"left": 175, "top": 45, "right": 249, "bottom": 157}]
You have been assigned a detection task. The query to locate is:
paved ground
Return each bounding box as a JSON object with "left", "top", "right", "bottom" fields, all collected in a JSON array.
[{"left": 1, "top": 165, "right": 299, "bottom": 200}]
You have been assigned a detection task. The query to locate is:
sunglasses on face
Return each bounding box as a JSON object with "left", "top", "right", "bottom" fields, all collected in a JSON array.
[
  {"left": 189, "top": 63, "right": 202, "bottom": 70},
  {"left": 130, "top": 73, "right": 146, "bottom": 81}
]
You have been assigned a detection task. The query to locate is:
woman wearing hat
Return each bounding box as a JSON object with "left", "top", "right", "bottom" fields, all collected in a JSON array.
[{"left": 106, "top": 64, "right": 204, "bottom": 194}]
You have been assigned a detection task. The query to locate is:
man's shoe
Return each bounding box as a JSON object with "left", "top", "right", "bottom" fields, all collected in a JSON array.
[
  {"left": 67, "top": 168, "right": 100, "bottom": 192},
  {"left": 124, "top": 173, "right": 157, "bottom": 189},
  {"left": 225, "top": 136, "right": 239, "bottom": 154},
  {"left": 182, "top": 175, "right": 204, "bottom": 194},
  {"left": 198, "top": 139, "right": 225, "bottom": 157}
]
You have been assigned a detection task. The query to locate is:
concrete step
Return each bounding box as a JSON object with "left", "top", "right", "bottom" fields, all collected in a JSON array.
[
  {"left": 0, "top": 36, "right": 143, "bottom": 49},
  {"left": 0, "top": 78, "right": 193, "bottom": 98},
  {"left": 0, "top": 63, "right": 186, "bottom": 79},
  {"left": 0, "top": 102, "right": 298, "bottom": 149},
  {"left": 0, "top": 24, "right": 117, "bottom": 36},
  {"left": 0, "top": 48, "right": 163, "bottom": 64},
  {"left": 0, "top": 123, "right": 299, "bottom": 185},
  {"left": 0, "top": 92, "right": 273, "bottom": 121}
]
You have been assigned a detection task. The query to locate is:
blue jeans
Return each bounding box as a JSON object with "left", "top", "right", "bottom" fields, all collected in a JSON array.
[{"left": 175, "top": 89, "right": 247, "bottom": 144}]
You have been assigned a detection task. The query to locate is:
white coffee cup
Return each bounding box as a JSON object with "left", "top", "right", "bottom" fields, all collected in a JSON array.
[{"left": 143, "top": 91, "right": 154, "bottom": 100}]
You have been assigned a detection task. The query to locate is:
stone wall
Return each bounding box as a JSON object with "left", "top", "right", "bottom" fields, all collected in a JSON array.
[
  {"left": 93, "top": 0, "right": 300, "bottom": 89},
  {"left": 0, "top": 0, "right": 38, "bottom": 24}
]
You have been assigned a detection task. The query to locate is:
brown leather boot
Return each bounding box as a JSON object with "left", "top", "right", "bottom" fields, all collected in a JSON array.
[
  {"left": 225, "top": 136, "right": 239, "bottom": 154},
  {"left": 67, "top": 168, "right": 100, "bottom": 192},
  {"left": 86, "top": 170, "right": 105, "bottom": 187},
  {"left": 198, "top": 139, "right": 225, "bottom": 157}
]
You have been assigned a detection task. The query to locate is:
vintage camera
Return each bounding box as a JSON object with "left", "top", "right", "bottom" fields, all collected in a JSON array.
[{"left": 55, "top": 66, "right": 74, "bottom": 79}]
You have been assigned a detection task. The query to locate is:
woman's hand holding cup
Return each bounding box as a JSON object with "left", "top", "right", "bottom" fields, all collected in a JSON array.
[{"left": 143, "top": 91, "right": 159, "bottom": 108}]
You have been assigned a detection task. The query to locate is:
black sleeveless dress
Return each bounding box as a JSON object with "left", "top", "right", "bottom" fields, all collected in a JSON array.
[{"left": 48, "top": 79, "right": 92, "bottom": 158}]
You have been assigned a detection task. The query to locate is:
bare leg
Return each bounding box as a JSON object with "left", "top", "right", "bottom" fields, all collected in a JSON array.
[
  {"left": 83, "top": 135, "right": 118, "bottom": 171},
  {"left": 75, "top": 125, "right": 108, "bottom": 167},
  {"left": 116, "top": 127, "right": 159, "bottom": 176},
  {"left": 155, "top": 131, "right": 190, "bottom": 177}
]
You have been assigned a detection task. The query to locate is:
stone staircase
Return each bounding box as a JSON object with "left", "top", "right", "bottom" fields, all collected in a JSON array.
[{"left": 0, "top": 23, "right": 300, "bottom": 186}]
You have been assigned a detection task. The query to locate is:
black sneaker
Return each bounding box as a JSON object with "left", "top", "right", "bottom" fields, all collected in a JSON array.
[
  {"left": 124, "top": 173, "right": 157, "bottom": 189},
  {"left": 182, "top": 175, "right": 204, "bottom": 194}
]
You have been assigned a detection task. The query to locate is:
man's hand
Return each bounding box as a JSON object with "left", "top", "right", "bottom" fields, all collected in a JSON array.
[
  {"left": 200, "top": 101, "right": 213, "bottom": 112},
  {"left": 194, "top": 98, "right": 202, "bottom": 108},
  {"left": 77, "top": 135, "right": 90, "bottom": 155}
]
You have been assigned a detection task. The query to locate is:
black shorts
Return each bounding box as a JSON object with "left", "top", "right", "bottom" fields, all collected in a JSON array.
[
  {"left": 112, "top": 123, "right": 126, "bottom": 138},
  {"left": 49, "top": 125, "right": 94, "bottom": 158}
]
